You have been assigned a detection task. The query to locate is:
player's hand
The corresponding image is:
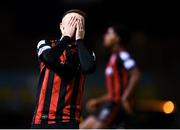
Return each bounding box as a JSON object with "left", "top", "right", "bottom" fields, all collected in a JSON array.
[
  {"left": 86, "top": 99, "right": 98, "bottom": 112},
  {"left": 63, "top": 16, "right": 77, "bottom": 38},
  {"left": 76, "top": 18, "right": 85, "bottom": 40},
  {"left": 122, "top": 100, "right": 133, "bottom": 115}
]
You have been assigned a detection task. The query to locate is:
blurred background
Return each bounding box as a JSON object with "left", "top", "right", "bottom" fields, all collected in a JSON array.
[{"left": 0, "top": 0, "right": 180, "bottom": 128}]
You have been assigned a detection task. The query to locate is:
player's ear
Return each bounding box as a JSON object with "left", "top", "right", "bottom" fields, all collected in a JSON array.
[
  {"left": 60, "top": 23, "right": 63, "bottom": 31},
  {"left": 60, "top": 22, "right": 65, "bottom": 35}
]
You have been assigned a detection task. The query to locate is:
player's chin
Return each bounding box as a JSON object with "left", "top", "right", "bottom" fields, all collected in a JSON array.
[{"left": 104, "top": 43, "right": 111, "bottom": 48}]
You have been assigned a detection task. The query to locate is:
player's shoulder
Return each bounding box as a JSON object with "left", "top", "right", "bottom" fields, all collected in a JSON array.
[
  {"left": 37, "top": 39, "right": 58, "bottom": 48},
  {"left": 117, "top": 48, "right": 131, "bottom": 61},
  {"left": 117, "top": 48, "right": 137, "bottom": 70},
  {"left": 37, "top": 40, "right": 46, "bottom": 49}
]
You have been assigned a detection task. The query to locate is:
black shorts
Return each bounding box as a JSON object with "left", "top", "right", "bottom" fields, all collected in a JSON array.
[
  {"left": 31, "top": 121, "right": 79, "bottom": 129},
  {"left": 94, "top": 101, "right": 127, "bottom": 125}
]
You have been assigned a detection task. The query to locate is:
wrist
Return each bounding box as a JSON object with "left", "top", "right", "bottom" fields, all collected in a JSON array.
[
  {"left": 76, "top": 38, "right": 83, "bottom": 42},
  {"left": 91, "top": 98, "right": 98, "bottom": 105},
  {"left": 60, "top": 36, "right": 71, "bottom": 44},
  {"left": 122, "top": 91, "right": 129, "bottom": 102},
  {"left": 62, "top": 35, "right": 71, "bottom": 39},
  {"left": 122, "top": 96, "right": 128, "bottom": 102},
  {"left": 76, "top": 37, "right": 84, "bottom": 41}
]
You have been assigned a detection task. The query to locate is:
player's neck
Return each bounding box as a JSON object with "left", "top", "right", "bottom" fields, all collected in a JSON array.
[{"left": 111, "top": 43, "right": 121, "bottom": 53}]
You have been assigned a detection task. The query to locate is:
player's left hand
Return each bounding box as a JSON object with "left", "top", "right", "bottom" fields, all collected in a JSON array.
[
  {"left": 76, "top": 18, "right": 85, "bottom": 40},
  {"left": 86, "top": 99, "right": 98, "bottom": 112},
  {"left": 122, "top": 100, "right": 133, "bottom": 115}
]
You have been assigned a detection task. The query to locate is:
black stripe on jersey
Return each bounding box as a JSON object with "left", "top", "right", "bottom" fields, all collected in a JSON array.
[
  {"left": 41, "top": 70, "right": 54, "bottom": 122},
  {"left": 116, "top": 55, "right": 124, "bottom": 96},
  {"left": 70, "top": 73, "right": 81, "bottom": 121},
  {"left": 36, "top": 67, "right": 46, "bottom": 104},
  {"left": 56, "top": 79, "right": 68, "bottom": 121},
  {"left": 119, "top": 70, "right": 124, "bottom": 96},
  {"left": 32, "top": 67, "right": 46, "bottom": 123}
]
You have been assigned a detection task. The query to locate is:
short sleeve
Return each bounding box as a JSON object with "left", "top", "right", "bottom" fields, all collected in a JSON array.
[
  {"left": 118, "top": 51, "right": 136, "bottom": 70},
  {"left": 36, "top": 40, "right": 51, "bottom": 57}
]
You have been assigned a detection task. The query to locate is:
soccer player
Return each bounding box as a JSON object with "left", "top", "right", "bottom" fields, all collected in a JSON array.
[
  {"left": 31, "top": 9, "right": 96, "bottom": 129},
  {"left": 80, "top": 25, "right": 140, "bottom": 128}
]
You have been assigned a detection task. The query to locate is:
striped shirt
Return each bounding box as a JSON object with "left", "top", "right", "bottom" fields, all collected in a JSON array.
[
  {"left": 32, "top": 37, "right": 95, "bottom": 125},
  {"left": 105, "top": 48, "right": 136, "bottom": 102}
]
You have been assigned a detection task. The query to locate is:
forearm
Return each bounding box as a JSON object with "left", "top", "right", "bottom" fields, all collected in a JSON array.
[
  {"left": 122, "top": 68, "right": 140, "bottom": 101},
  {"left": 95, "top": 94, "right": 108, "bottom": 105},
  {"left": 40, "top": 36, "right": 71, "bottom": 63},
  {"left": 77, "top": 39, "right": 96, "bottom": 74}
]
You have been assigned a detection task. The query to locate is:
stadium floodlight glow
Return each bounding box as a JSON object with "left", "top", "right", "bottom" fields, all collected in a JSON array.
[{"left": 163, "top": 101, "right": 174, "bottom": 114}]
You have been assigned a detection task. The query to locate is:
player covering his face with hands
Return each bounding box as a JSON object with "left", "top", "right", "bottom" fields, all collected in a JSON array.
[{"left": 31, "top": 10, "right": 96, "bottom": 129}]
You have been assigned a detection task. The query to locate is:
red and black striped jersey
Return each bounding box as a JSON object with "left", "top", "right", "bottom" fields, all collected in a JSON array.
[
  {"left": 105, "top": 48, "right": 136, "bottom": 102},
  {"left": 32, "top": 38, "right": 95, "bottom": 125}
]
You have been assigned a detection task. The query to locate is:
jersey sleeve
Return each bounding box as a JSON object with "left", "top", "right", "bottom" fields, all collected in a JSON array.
[
  {"left": 37, "top": 40, "right": 51, "bottom": 58},
  {"left": 36, "top": 38, "right": 73, "bottom": 78},
  {"left": 118, "top": 51, "right": 136, "bottom": 70},
  {"left": 76, "top": 39, "right": 96, "bottom": 74},
  {"left": 36, "top": 36, "right": 71, "bottom": 63}
]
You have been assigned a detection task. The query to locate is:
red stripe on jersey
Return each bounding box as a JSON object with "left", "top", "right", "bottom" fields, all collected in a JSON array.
[
  {"left": 48, "top": 121, "right": 56, "bottom": 124},
  {"left": 62, "top": 119, "right": 70, "bottom": 122},
  {"left": 60, "top": 50, "right": 66, "bottom": 64},
  {"left": 75, "top": 73, "right": 85, "bottom": 121},
  {"left": 35, "top": 69, "right": 50, "bottom": 124},
  {"left": 48, "top": 73, "right": 61, "bottom": 124},
  {"left": 106, "top": 73, "right": 113, "bottom": 100},
  {"left": 113, "top": 64, "right": 121, "bottom": 102},
  {"left": 62, "top": 106, "right": 71, "bottom": 120},
  {"left": 75, "top": 107, "right": 81, "bottom": 122},
  {"left": 40, "top": 62, "right": 45, "bottom": 72},
  {"left": 62, "top": 80, "right": 74, "bottom": 120}
]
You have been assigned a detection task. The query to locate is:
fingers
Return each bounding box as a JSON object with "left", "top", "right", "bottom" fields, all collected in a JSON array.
[
  {"left": 72, "top": 17, "right": 77, "bottom": 27},
  {"left": 77, "top": 18, "right": 84, "bottom": 30},
  {"left": 79, "top": 19, "right": 83, "bottom": 30},
  {"left": 80, "top": 18, "right": 84, "bottom": 29},
  {"left": 68, "top": 16, "right": 84, "bottom": 29},
  {"left": 76, "top": 19, "right": 80, "bottom": 30},
  {"left": 68, "top": 17, "right": 73, "bottom": 25},
  {"left": 68, "top": 16, "right": 76, "bottom": 26}
]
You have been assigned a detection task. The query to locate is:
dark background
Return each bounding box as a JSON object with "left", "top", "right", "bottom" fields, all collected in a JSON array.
[{"left": 0, "top": 0, "right": 180, "bottom": 128}]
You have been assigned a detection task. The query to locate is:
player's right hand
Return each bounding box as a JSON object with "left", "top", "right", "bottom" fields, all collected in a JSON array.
[
  {"left": 63, "top": 16, "right": 77, "bottom": 38},
  {"left": 75, "top": 18, "right": 85, "bottom": 40},
  {"left": 86, "top": 99, "right": 98, "bottom": 112}
]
